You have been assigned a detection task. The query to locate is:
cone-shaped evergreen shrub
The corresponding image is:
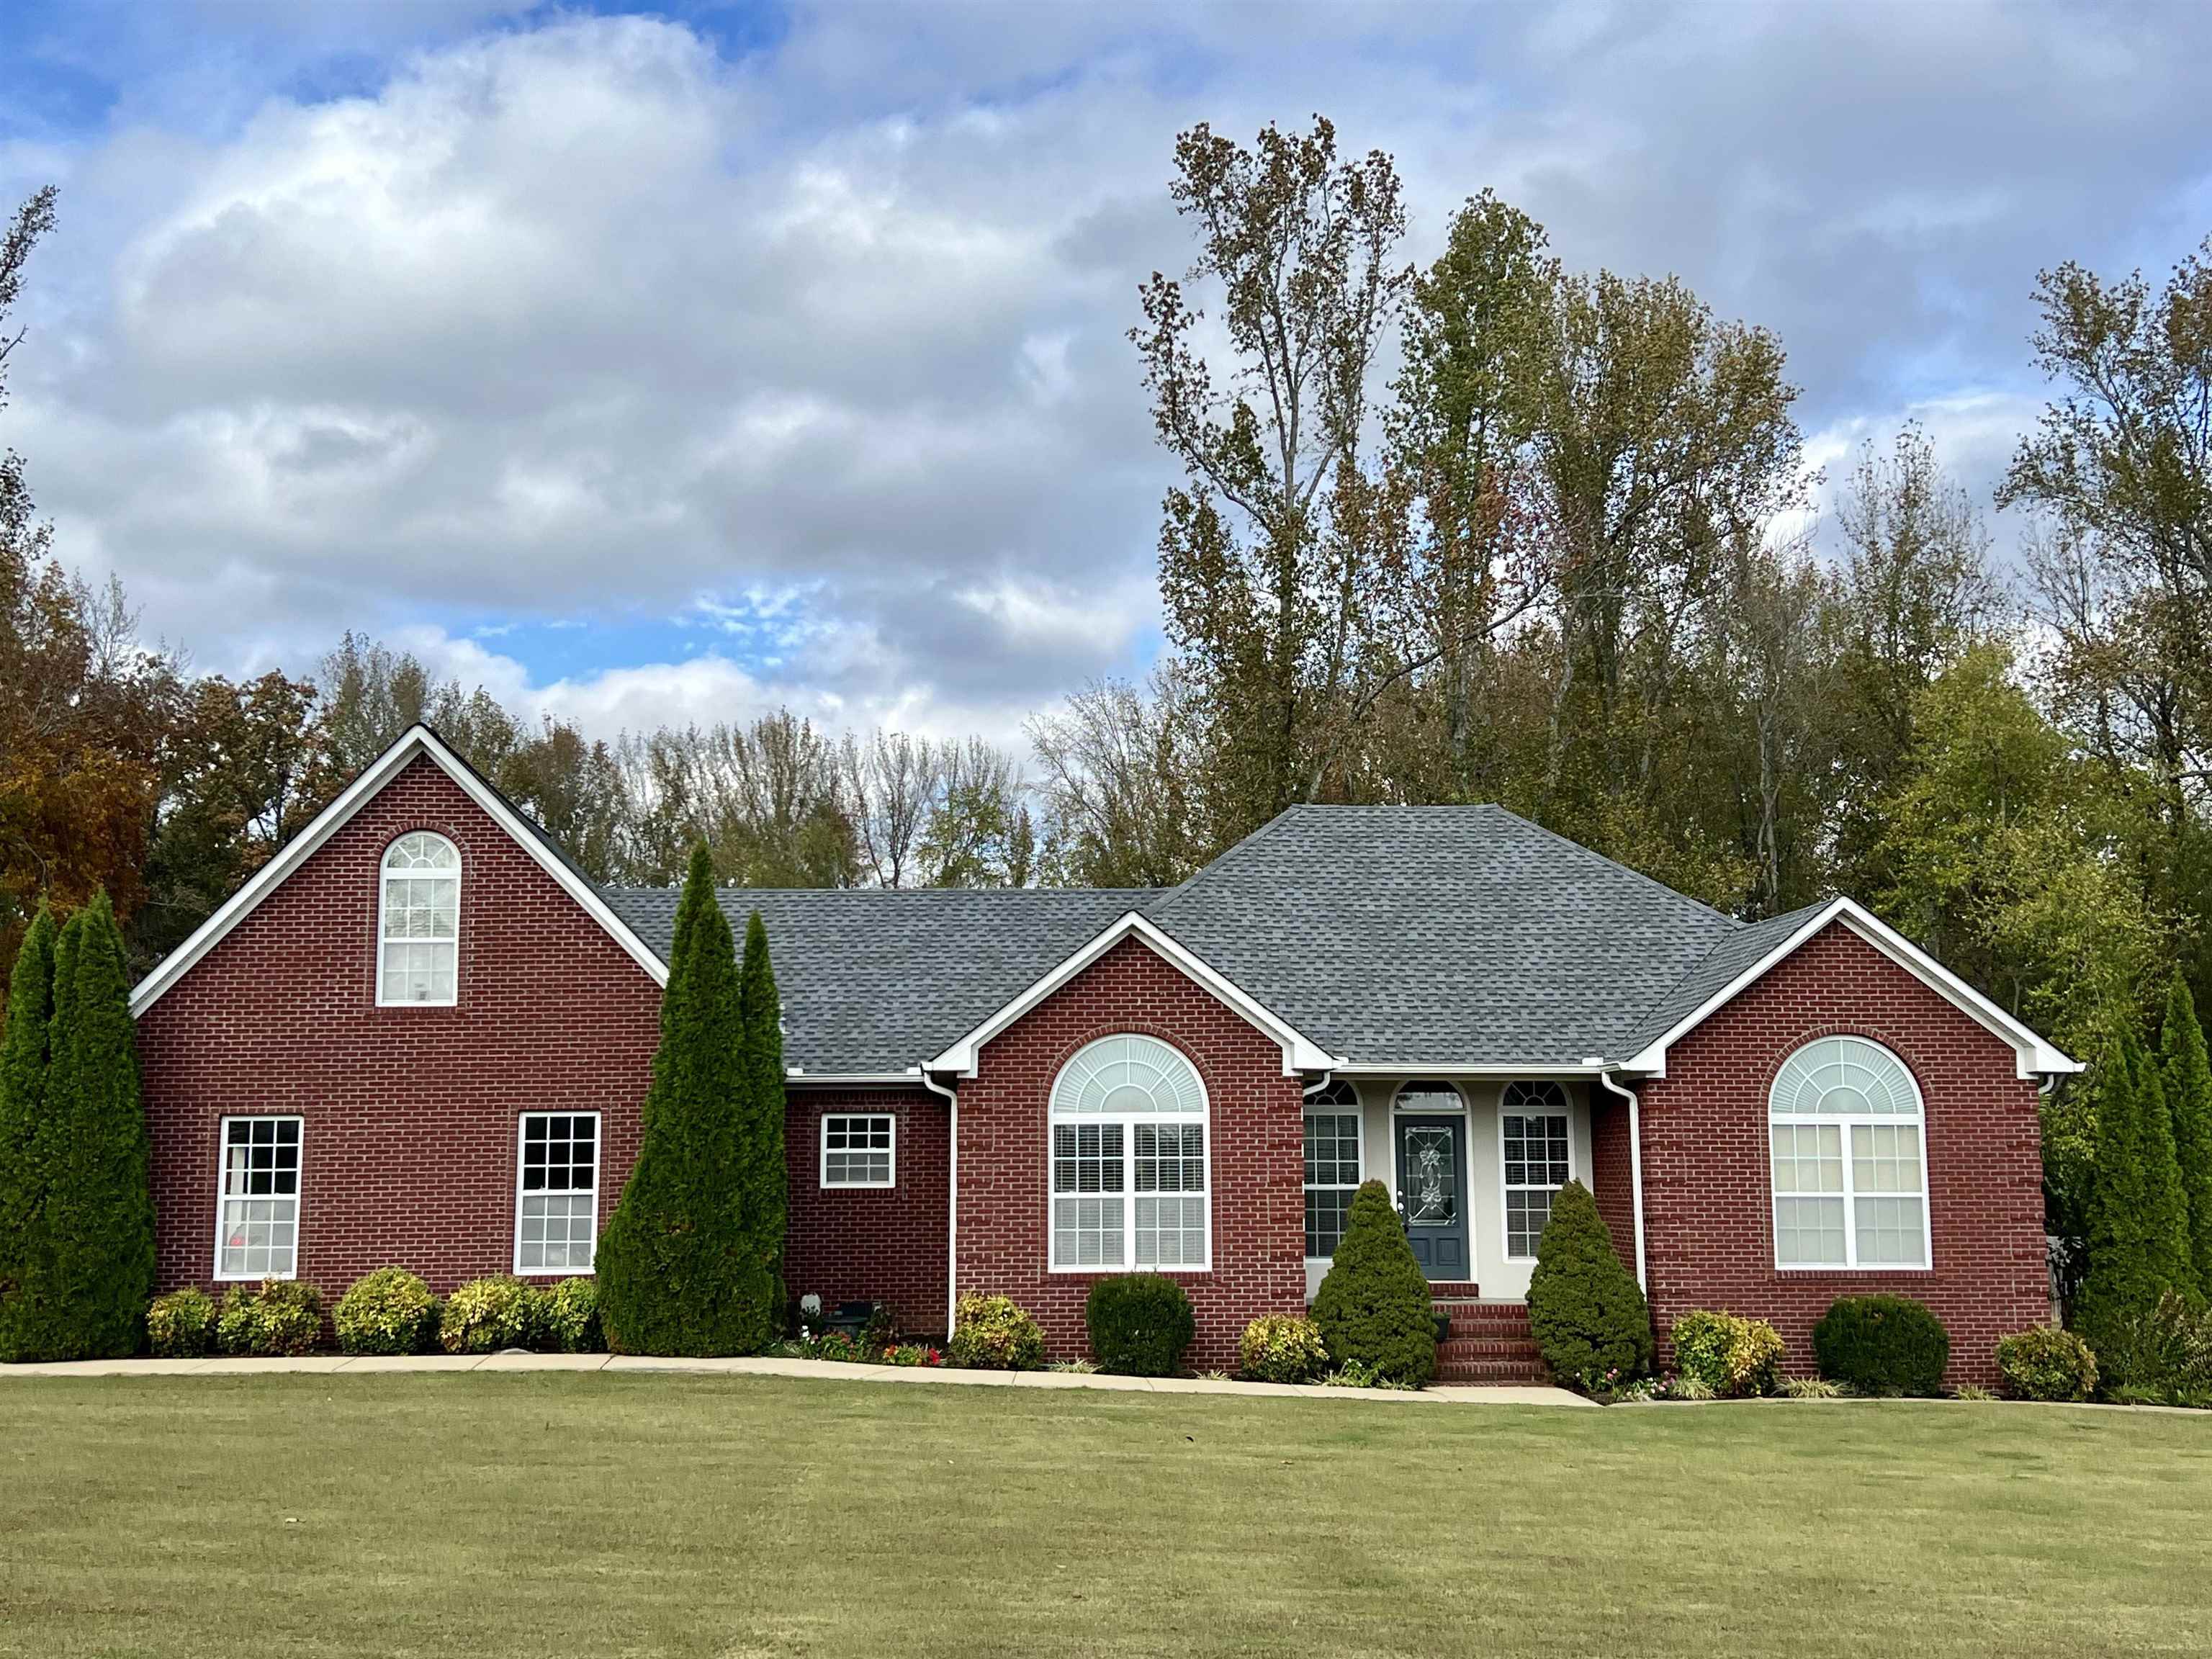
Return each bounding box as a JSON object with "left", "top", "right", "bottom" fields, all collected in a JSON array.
[
  {"left": 2162, "top": 974, "right": 2212, "bottom": 1299},
  {"left": 1310, "top": 1180, "right": 1436, "bottom": 1387},
  {"left": 0, "top": 905, "right": 58, "bottom": 1358},
  {"left": 1526, "top": 1179, "right": 1652, "bottom": 1387},
  {"left": 736, "top": 910, "right": 787, "bottom": 1344},
  {"left": 2077, "top": 1026, "right": 2198, "bottom": 1362},
  {"left": 1, "top": 894, "right": 155, "bottom": 1362},
  {"left": 596, "top": 848, "right": 762, "bottom": 1355}
]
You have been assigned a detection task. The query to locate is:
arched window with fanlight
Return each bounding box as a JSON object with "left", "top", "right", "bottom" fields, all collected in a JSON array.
[
  {"left": 1769, "top": 1035, "right": 1929, "bottom": 1269},
  {"left": 378, "top": 832, "right": 460, "bottom": 1006},
  {"left": 1048, "top": 1034, "right": 1209, "bottom": 1272}
]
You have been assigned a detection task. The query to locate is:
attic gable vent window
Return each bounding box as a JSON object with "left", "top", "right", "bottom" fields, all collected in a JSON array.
[{"left": 378, "top": 832, "right": 459, "bottom": 1006}]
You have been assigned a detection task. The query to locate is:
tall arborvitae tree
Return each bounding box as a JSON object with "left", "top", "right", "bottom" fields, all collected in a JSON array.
[
  {"left": 595, "top": 847, "right": 759, "bottom": 1356},
  {"left": 2161, "top": 973, "right": 2212, "bottom": 1298},
  {"left": 0, "top": 904, "right": 58, "bottom": 1355},
  {"left": 1, "top": 893, "right": 155, "bottom": 1361},
  {"left": 737, "top": 910, "right": 786, "bottom": 1339},
  {"left": 2076, "top": 1026, "right": 2197, "bottom": 1359}
]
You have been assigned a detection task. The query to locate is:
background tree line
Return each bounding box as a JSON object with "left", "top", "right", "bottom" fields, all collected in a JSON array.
[{"left": 7, "top": 119, "right": 2212, "bottom": 1238}]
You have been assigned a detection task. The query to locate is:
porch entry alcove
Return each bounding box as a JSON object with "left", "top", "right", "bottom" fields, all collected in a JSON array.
[{"left": 1303, "top": 1076, "right": 1596, "bottom": 1301}]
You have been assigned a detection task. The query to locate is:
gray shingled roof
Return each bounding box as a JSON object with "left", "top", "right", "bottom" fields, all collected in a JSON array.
[
  {"left": 594, "top": 803, "right": 1809, "bottom": 1074},
  {"left": 601, "top": 887, "right": 1145, "bottom": 1074}
]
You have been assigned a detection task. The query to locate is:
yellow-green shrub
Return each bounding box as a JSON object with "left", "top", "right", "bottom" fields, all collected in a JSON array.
[
  {"left": 946, "top": 1293, "right": 1044, "bottom": 1370},
  {"left": 146, "top": 1288, "right": 217, "bottom": 1358},
  {"left": 438, "top": 1275, "right": 545, "bottom": 1354},
  {"left": 1670, "top": 1309, "right": 1785, "bottom": 1398},
  {"left": 215, "top": 1280, "right": 324, "bottom": 1357},
  {"left": 1238, "top": 1313, "right": 1329, "bottom": 1383},
  {"left": 333, "top": 1268, "right": 439, "bottom": 1355}
]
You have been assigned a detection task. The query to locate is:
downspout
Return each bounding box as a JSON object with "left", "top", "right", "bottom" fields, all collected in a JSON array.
[
  {"left": 1598, "top": 1069, "right": 1647, "bottom": 1295},
  {"left": 919, "top": 1068, "right": 958, "bottom": 1339}
]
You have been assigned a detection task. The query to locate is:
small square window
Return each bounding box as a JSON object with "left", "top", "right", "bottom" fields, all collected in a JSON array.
[{"left": 822, "top": 1114, "right": 896, "bottom": 1188}]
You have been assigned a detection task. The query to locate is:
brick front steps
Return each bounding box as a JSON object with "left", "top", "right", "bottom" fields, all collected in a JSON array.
[{"left": 1434, "top": 1297, "right": 1550, "bottom": 1385}]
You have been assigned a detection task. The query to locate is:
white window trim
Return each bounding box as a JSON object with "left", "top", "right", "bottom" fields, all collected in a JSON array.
[
  {"left": 1498, "top": 1082, "right": 1573, "bottom": 1263},
  {"left": 1768, "top": 1038, "right": 1935, "bottom": 1273},
  {"left": 512, "top": 1110, "right": 601, "bottom": 1277},
  {"left": 1048, "top": 1035, "right": 1213, "bottom": 1274},
  {"left": 212, "top": 1115, "right": 305, "bottom": 1282},
  {"left": 376, "top": 830, "right": 461, "bottom": 1009},
  {"left": 820, "top": 1112, "right": 898, "bottom": 1190},
  {"left": 1303, "top": 1084, "right": 1363, "bottom": 1264}
]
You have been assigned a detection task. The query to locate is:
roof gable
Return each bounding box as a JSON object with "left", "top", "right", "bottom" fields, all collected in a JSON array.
[{"left": 128, "top": 725, "right": 667, "bottom": 1016}]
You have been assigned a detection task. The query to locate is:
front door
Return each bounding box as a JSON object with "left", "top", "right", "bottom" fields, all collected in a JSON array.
[{"left": 1395, "top": 1116, "right": 1471, "bottom": 1280}]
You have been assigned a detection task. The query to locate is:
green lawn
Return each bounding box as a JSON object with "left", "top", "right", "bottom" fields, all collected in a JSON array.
[{"left": 4, "top": 1376, "right": 2209, "bottom": 1658}]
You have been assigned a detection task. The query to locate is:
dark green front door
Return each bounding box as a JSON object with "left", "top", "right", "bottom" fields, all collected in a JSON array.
[{"left": 1395, "top": 1115, "right": 1470, "bottom": 1280}]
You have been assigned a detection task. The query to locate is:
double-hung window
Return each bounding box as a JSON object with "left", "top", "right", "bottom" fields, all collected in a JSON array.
[
  {"left": 1303, "top": 1080, "right": 1362, "bottom": 1261},
  {"left": 822, "top": 1114, "right": 896, "bottom": 1187},
  {"left": 1770, "top": 1036, "right": 1929, "bottom": 1269},
  {"left": 1049, "top": 1034, "right": 1209, "bottom": 1271},
  {"left": 379, "top": 832, "right": 460, "bottom": 1005},
  {"left": 215, "top": 1116, "right": 303, "bottom": 1280},
  {"left": 1501, "top": 1082, "right": 1571, "bottom": 1259},
  {"left": 516, "top": 1112, "right": 599, "bottom": 1274}
]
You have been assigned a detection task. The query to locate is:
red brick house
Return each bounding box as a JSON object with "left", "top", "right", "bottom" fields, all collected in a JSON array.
[{"left": 131, "top": 726, "right": 2077, "bottom": 1382}]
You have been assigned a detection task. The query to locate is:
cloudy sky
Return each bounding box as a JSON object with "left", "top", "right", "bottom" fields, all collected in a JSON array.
[{"left": 4, "top": 1, "right": 2210, "bottom": 748}]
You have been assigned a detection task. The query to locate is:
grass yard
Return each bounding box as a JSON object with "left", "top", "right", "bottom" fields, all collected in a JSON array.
[{"left": 4, "top": 1376, "right": 2210, "bottom": 1658}]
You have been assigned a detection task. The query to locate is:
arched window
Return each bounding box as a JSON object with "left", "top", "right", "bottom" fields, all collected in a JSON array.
[
  {"left": 1049, "top": 1035, "right": 1208, "bottom": 1272},
  {"left": 378, "top": 832, "right": 460, "bottom": 1006},
  {"left": 1769, "top": 1036, "right": 1928, "bottom": 1269},
  {"left": 1501, "top": 1080, "right": 1572, "bottom": 1259},
  {"left": 1303, "top": 1080, "right": 1362, "bottom": 1261}
]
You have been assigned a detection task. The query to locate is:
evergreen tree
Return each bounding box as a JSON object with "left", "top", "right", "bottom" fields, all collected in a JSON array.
[
  {"left": 2160, "top": 974, "right": 2212, "bottom": 1299},
  {"left": 0, "top": 906, "right": 58, "bottom": 1356},
  {"left": 1526, "top": 1179, "right": 1653, "bottom": 1385},
  {"left": 595, "top": 847, "right": 760, "bottom": 1356},
  {"left": 737, "top": 910, "right": 787, "bottom": 1336},
  {"left": 1309, "top": 1180, "right": 1437, "bottom": 1385},
  {"left": 2077, "top": 1026, "right": 2197, "bottom": 1359},
  {"left": 1, "top": 894, "right": 156, "bottom": 1362}
]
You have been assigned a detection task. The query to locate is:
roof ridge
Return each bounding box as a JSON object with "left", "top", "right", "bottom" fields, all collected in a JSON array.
[
  {"left": 1145, "top": 804, "right": 1307, "bottom": 915},
  {"left": 1485, "top": 804, "right": 1738, "bottom": 930},
  {"left": 1609, "top": 896, "right": 1835, "bottom": 1056}
]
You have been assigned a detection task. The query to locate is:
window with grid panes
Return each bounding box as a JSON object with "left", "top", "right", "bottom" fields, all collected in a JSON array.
[
  {"left": 1048, "top": 1034, "right": 1208, "bottom": 1270},
  {"left": 378, "top": 832, "right": 459, "bottom": 1004},
  {"left": 216, "top": 1117, "right": 302, "bottom": 1278},
  {"left": 1501, "top": 1082, "right": 1571, "bottom": 1258},
  {"left": 516, "top": 1112, "right": 598, "bottom": 1273},
  {"left": 1769, "top": 1036, "right": 1928, "bottom": 1269},
  {"left": 1303, "top": 1079, "right": 1362, "bottom": 1259},
  {"left": 821, "top": 1114, "right": 895, "bottom": 1187}
]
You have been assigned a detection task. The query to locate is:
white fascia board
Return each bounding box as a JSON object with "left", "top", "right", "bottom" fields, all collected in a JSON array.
[
  {"left": 129, "top": 724, "right": 669, "bottom": 1017},
  {"left": 925, "top": 911, "right": 1337, "bottom": 1078},
  {"left": 1329, "top": 1062, "right": 1631, "bottom": 1079},
  {"left": 1622, "top": 896, "right": 2080, "bottom": 1082},
  {"left": 786, "top": 1069, "right": 932, "bottom": 1087}
]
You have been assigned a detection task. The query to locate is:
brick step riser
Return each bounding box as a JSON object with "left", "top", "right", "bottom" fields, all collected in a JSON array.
[
  {"left": 1442, "top": 1318, "right": 1534, "bottom": 1339},
  {"left": 1437, "top": 1364, "right": 1552, "bottom": 1384},
  {"left": 1439, "top": 1340, "right": 1545, "bottom": 1361}
]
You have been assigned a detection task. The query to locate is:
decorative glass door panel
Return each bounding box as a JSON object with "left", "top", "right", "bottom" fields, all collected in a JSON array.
[{"left": 1394, "top": 1116, "right": 1471, "bottom": 1280}]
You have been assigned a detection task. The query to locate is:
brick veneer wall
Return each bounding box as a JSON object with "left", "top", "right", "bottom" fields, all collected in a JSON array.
[
  {"left": 784, "top": 1087, "right": 950, "bottom": 1339},
  {"left": 136, "top": 757, "right": 664, "bottom": 1298},
  {"left": 1589, "top": 1095, "right": 1638, "bottom": 1278},
  {"left": 952, "top": 936, "right": 1308, "bottom": 1371},
  {"left": 1637, "top": 920, "right": 2051, "bottom": 1388}
]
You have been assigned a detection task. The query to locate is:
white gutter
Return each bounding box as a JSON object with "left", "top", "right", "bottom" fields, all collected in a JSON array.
[
  {"left": 918, "top": 1067, "right": 958, "bottom": 1337},
  {"left": 1596, "top": 1068, "right": 1648, "bottom": 1295}
]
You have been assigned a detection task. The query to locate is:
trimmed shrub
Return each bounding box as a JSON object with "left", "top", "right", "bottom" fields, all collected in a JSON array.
[
  {"left": 146, "top": 1287, "right": 218, "bottom": 1358},
  {"left": 216, "top": 1280, "right": 325, "bottom": 1357},
  {"left": 947, "top": 1293, "right": 1045, "bottom": 1370},
  {"left": 333, "top": 1268, "right": 439, "bottom": 1355},
  {"left": 1084, "top": 1273, "right": 1195, "bottom": 1376},
  {"left": 1995, "top": 1326, "right": 2098, "bottom": 1403},
  {"left": 1670, "top": 1310, "right": 1784, "bottom": 1398},
  {"left": 543, "top": 1277, "right": 604, "bottom": 1353},
  {"left": 2092, "top": 1288, "right": 2212, "bottom": 1404},
  {"left": 596, "top": 847, "right": 765, "bottom": 1357},
  {"left": 1310, "top": 1180, "right": 1437, "bottom": 1388},
  {"left": 439, "top": 1275, "right": 546, "bottom": 1354},
  {"left": 1812, "top": 1294, "right": 1949, "bottom": 1396},
  {"left": 1671, "top": 1310, "right": 1783, "bottom": 1398},
  {"left": 1238, "top": 1313, "right": 1329, "bottom": 1384},
  {"left": 1527, "top": 1179, "right": 1652, "bottom": 1389}
]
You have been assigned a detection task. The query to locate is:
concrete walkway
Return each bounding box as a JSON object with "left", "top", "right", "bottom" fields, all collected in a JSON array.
[{"left": 0, "top": 1350, "right": 1593, "bottom": 1406}]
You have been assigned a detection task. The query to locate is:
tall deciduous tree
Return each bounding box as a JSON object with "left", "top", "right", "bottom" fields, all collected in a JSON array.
[
  {"left": 0, "top": 891, "right": 154, "bottom": 1362},
  {"left": 595, "top": 847, "right": 760, "bottom": 1356},
  {"left": 737, "top": 909, "right": 786, "bottom": 1346},
  {"left": 1135, "top": 117, "right": 1409, "bottom": 842},
  {"left": 2162, "top": 972, "right": 2212, "bottom": 1298}
]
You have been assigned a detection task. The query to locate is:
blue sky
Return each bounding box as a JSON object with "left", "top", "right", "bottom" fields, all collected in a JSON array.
[{"left": 4, "top": 1, "right": 2210, "bottom": 746}]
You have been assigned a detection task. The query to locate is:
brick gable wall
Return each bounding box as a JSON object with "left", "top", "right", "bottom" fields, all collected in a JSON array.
[
  {"left": 951, "top": 936, "right": 1308, "bottom": 1371},
  {"left": 136, "top": 756, "right": 664, "bottom": 1297},
  {"left": 1637, "top": 920, "right": 2050, "bottom": 1388}
]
